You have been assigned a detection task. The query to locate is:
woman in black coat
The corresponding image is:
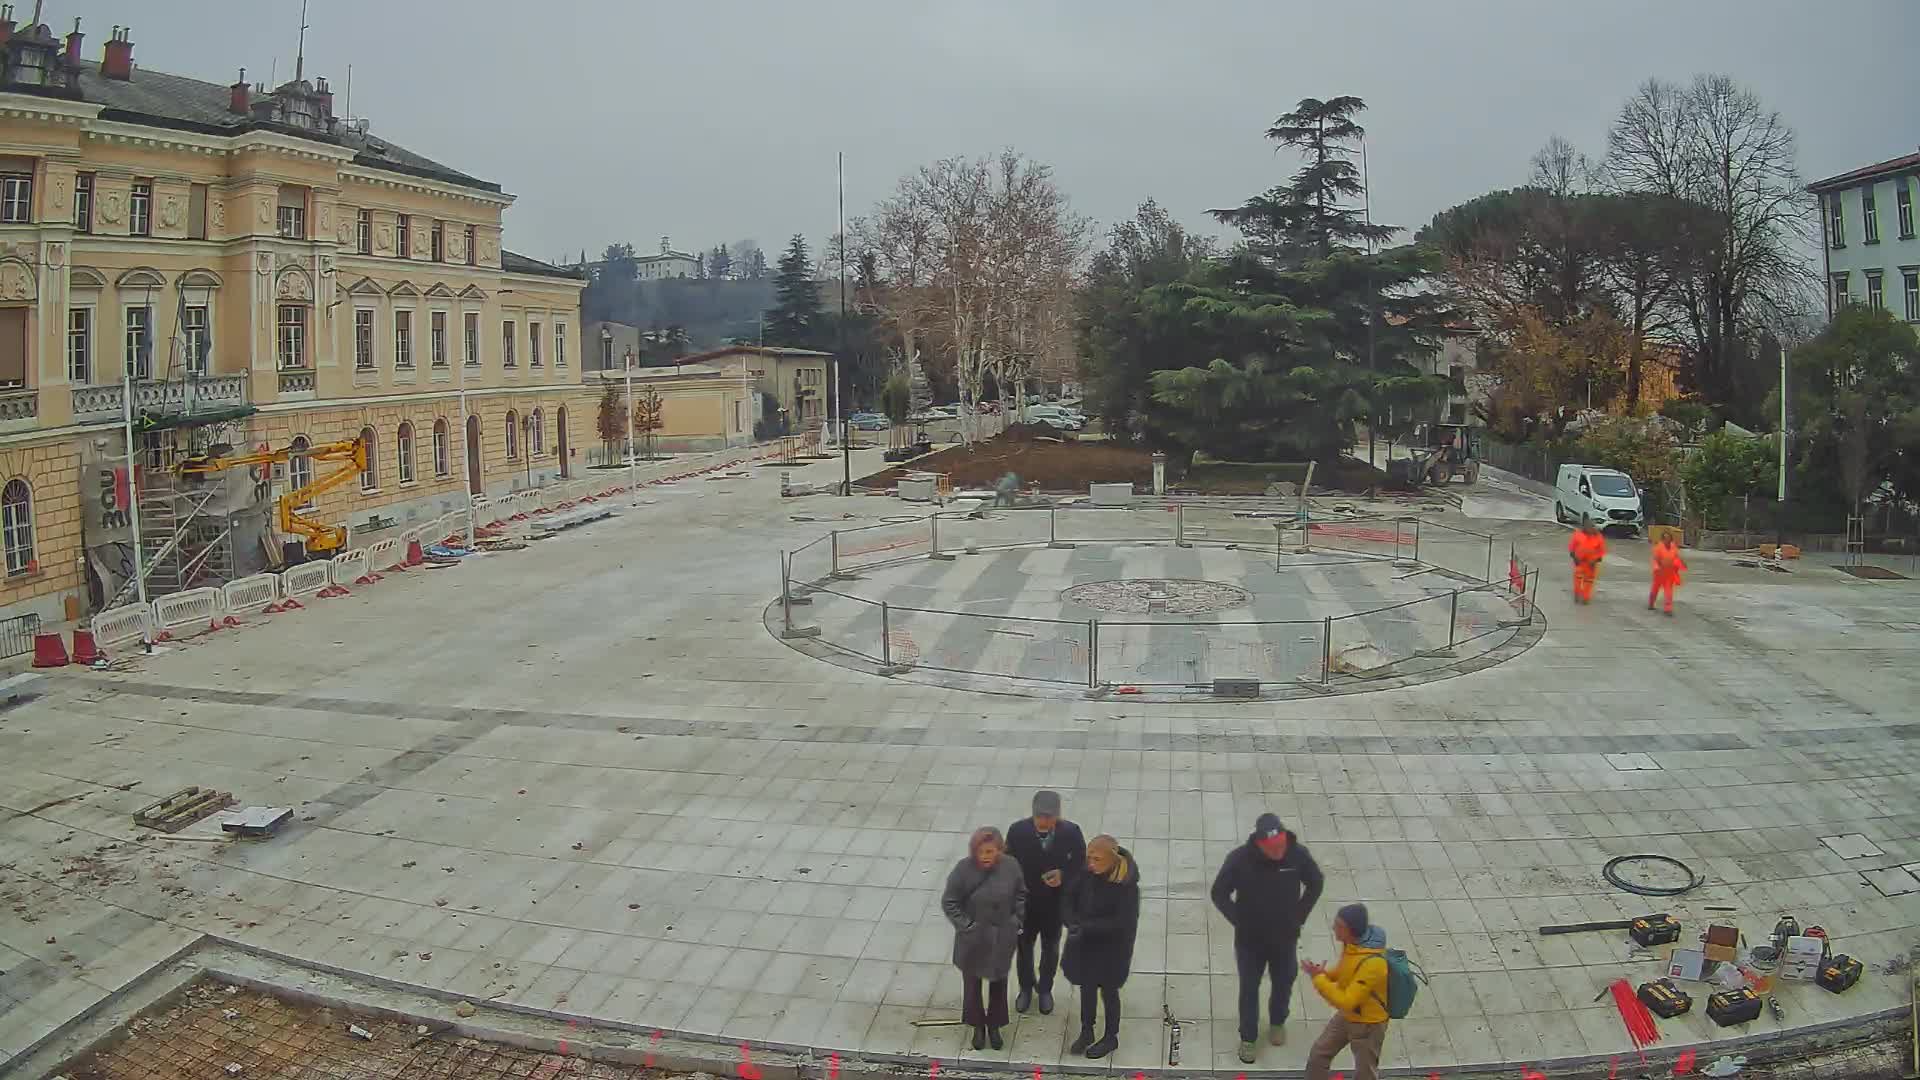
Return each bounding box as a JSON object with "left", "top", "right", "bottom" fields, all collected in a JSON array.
[{"left": 1060, "top": 834, "right": 1141, "bottom": 1059}]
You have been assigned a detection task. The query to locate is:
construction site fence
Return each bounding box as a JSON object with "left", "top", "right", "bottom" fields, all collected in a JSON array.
[
  {"left": 282, "top": 560, "right": 332, "bottom": 601},
  {"left": 220, "top": 574, "right": 280, "bottom": 616},
  {"left": 90, "top": 603, "right": 150, "bottom": 650},
  {"left": 784, "top": 512, "right": 1539, "bottom": 691},
  {"left": 364, "top": 537, "right": 402, "bottom": 572},
  {"left": 0, "top": 611, "right": 40, "bottom": 660},
  {"left": 151, "top": 586, "right": 222, "bottom": 635},
  {"left": 328, "top": 549, "right": 371, "bottom": 588}
]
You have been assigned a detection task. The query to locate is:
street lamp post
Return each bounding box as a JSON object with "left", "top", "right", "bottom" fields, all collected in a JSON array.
[{"left": 623, "top": 346, "right": 637, "bottom": 502}]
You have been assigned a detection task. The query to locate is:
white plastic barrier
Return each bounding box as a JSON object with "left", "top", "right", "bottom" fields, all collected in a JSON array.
[
  {"left": 441, "top": 512, "right": 466, "bottom": 542},
  {"left": 282, "top": 560, "right": 332, "bottom": 601},
  {"left": 152, "top": 586, "right": 222, "bottom": 636},
  {"left": 221, "top": 574, "right": 280, "bottom": 616},
  {"left": 365, "top": 537, "right": 402, "bottom": 571},
  {"left": 91, "top": 602, "right": 153, "bottom": 649},
  {"left": 330, "top": 548, "right": 371, "bottom": 588}
]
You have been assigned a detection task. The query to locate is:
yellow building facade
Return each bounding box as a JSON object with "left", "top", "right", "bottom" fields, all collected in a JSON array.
[{"left": 0, "top": 16, "right": 599, "bottom": 626}]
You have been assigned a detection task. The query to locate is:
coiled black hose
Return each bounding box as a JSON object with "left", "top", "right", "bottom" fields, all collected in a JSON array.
[{"left": 1603, "top": 853, "right": 1704, "bottom": 897}]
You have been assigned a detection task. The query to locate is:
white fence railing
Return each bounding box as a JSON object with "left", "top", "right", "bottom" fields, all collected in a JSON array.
[
  {"left": 365, "top": 537, "right": 402, "bottom": 571},
  {"left": 152, "top": 586, "right": 222, "bottom": 636},
  {"left": 283, "top": 560, "right": 332, "bottom": 601},
  {"left": 329, "top": 549, "right": 370, "bottom": 588},
  {"left": 221, "top": 574, "right": 280, "bottom": 616},
  {"left": 92, "top": 603, "right": 152, "bottom": 649}
]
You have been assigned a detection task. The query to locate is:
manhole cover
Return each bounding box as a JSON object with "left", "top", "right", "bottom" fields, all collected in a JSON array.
[{"left": 1062, "top": 578, "right": 1252, "bottom": 614}]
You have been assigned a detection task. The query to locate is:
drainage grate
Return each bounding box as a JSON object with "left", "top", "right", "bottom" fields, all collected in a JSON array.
[{"left": 1605, "top": 752, "right": 1661, "bottom": 771}]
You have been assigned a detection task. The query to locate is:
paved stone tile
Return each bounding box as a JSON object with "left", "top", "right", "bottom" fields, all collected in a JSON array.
[{"left": 4, "top": 463, "right": 1919, "bottom": 1074}]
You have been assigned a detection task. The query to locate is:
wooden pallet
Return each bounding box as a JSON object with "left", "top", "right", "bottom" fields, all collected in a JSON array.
[{"left": 132, "top": 786, "right": 235, "bottom": 833}]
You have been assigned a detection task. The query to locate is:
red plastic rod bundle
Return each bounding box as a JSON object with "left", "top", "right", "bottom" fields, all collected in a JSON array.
[{"left": 1608, "top": 978, "right": 1661, "bottom": 1048}]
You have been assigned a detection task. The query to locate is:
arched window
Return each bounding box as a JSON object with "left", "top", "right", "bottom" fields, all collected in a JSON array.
[
  {"left": 530, "top": 408, "right": 544, "bottom": 456},
  {"left": 504, "top": 410, "right": 518, "bottom": 460},
  {"left": 396, "top": 422, "right": 415, "bottom": 484},
  {"left": 432, "top": 419, "right": 450, "bottom": 477},
  {"left": 2, "top": 478, "right": 34, "bottom": 576},
  {"left": 288, "top": 435, "right": 314, "bottom": 509},
  {"left": 358, "top": 426, "right": 377, "bottom": 490}
]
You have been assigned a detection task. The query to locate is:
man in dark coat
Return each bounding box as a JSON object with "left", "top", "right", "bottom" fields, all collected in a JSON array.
[
  {"left": 1211, "top": 812, "right": 1325, "bottom": 1064},
  {"left": 1004, "top": 789, "right": 1085, "bottom": 1015}
]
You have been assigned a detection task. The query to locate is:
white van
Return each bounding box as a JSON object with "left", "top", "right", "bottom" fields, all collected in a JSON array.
[{"left": 1555, "top": 464, "right": 1643, "bottom": 533}]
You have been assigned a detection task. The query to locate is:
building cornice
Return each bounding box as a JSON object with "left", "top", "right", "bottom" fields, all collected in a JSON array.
[
  {"left": 0, "top": 92, "right": 104, "bottom": 125},
  {"left": 339, "top": 166, "right": 515, "bottom": 209}
]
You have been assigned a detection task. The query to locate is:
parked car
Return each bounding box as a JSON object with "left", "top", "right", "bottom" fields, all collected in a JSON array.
[
  {"left": 1555, "top": 463, "right": 1643, "bottom": 533},
  {"left": 976, "top": 400, "right": 1001, "bottom": 414},
  {"left": 1024, "top": 406, "right": 1083, "bottom": 431},
  {"left": 849, "top": 412, "right": 890, "bottom": 431}
]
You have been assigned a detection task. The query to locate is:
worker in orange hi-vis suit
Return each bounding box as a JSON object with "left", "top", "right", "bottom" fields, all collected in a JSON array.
[
  {"left": 1568, "top": 517, "right": 1606, "bottom": 604},
  {"left": 1648, "top": 534, "right": 1687, "bottom": 615}
]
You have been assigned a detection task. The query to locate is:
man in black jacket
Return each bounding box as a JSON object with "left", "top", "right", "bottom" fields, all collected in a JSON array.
[
  {"left": 1211, "top": 812, "right": 1325, "bottom": 1064},
  {"left": 1004, "top": 790, "right": 1085, "bottom": 1015}
]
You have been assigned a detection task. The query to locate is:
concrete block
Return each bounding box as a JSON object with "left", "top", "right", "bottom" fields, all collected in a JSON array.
[
  {"left": 1089, "top": 482, "right": 1134, "bottom": 507},
  {"left": 0, "top": 672, "right": 44, "bottom": 707},
  {"left": 897, "top": 477, "right": 937, "bottom": 502}
]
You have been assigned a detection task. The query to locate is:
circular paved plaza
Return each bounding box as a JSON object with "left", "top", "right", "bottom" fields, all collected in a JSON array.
[{"left": 2, "top": 455, "right": 1917, "bottom": 1076}]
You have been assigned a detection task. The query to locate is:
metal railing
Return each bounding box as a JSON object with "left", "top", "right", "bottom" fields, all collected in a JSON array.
[
  {"left": 779, "top": 507, "right": 1539, "bottom": 691},
  {"left": 0, "top": 611, "right": 41, "bottom": 659}
]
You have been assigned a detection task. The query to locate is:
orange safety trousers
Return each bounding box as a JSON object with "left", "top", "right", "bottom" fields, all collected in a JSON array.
[{"left": 1573, "top": 559, "right": 1599, "bottom": 601}]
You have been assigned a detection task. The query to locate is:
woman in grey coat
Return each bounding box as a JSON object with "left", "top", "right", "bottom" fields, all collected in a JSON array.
[{"left": 942, "top": 825, "right": 1027, "bottom": 1051}]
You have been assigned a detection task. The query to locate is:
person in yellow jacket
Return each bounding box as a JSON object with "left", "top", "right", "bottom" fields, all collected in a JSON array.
[{"left": 1299, "top": 903, "right": 1389, "bottom": 1080}]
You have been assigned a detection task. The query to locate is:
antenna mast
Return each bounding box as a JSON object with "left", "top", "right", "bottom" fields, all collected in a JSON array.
[{"left": 294, "top": 0, "right": 309, "bottom": 82}]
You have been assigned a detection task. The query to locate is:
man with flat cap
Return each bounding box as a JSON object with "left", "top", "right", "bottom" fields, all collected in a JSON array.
[{"left": 1005, "top": 789, "right": 1085, "bottom": 1014}]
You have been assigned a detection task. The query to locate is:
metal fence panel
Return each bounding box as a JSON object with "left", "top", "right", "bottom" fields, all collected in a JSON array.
[
  {"left": 834, "top": 519, "right": 933, "bottom": 573},
  {"left": 0, "top": 611, "right": 41, "bottom": 659},
  {"left": 940, "top": 509, "right": 1052, "bottom": 552},
  {"left": 887, "top": 607, "right": 1090, "bottom": 685}
]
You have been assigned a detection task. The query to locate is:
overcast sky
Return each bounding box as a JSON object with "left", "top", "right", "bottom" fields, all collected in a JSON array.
[{"left": 82, "top": 1, "right": 1919, "bottom": 263}]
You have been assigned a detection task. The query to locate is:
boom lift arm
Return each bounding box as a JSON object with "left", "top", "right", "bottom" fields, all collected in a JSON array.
[{"left": 176, "top": 436, "right": 368, "bottom": 553}]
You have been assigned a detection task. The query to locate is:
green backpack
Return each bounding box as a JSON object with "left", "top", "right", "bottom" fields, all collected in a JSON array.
[{"left": 1370, "top": 949, "right": 1424, "bottom": 1019}]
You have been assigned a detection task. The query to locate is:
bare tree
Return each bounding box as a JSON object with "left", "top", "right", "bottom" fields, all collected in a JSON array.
[
  {"left": 1529, "top": 134, "right": 1596, "bottom": 197},
  {"left": 1604, "top": 75, "right": 1818, "bottom": 417}
]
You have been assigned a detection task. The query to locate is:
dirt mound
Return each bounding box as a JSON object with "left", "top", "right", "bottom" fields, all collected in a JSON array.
[{"left": 859, "top": 432, "right": 1151, "bottom": 492}]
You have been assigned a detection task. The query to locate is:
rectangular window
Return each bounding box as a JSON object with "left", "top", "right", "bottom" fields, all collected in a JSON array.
[
  {"left": 1829, "top": 194, "right": 1844, "bottom": 247},
  {"left": 463, "top": 312, "right": 479, "bottom": 366},
  {"left": 188, "top": 183, "right": 207, "bottom": 239},
  {"left": 1863, "top": 186, "right": 1880, "bottom": 244},
  {"left": 1831, "top": 272, "right": 1850, "bottom": 310},
  {"left": 1901, "top": 182, "right": 1916, "bottom": 240},
  {"left": 359, "top": 429, "right": 377, "bottom": 491},
  {"left": 529, "top": 322, "right": 542, "bottom": 367},
  {"left": 276, "top": 204, "right": 305, "bottom": 240},
  {"left": 502, "top": 320, "right": 516, "bottom": 367},
  {"left": 183, "top": 305, "right": 209, "bottom": 375},
  {"left": 433, "top": 423, "right": 450, "bottom": 477},
  {"left": 0, "top": 308, "right": 22, "bottom": 388},
  {"left": 394, "top": 310, "right": 413, "bottom": 369},
  {"left": 356, "top": 209, "right": 372, "bottom": 254},
  {"left": 1866, "top": 271, "right": 1884, "bottom": 310},
  {"left": 464, "top": 224, "right": 476, "bottom": 266},
  {"left": 430, "top": 311, "right": 448, "bottom": 367},
  {"left": 353, "top": 309, "right": 375, "bottom": 370},
  {"left": 124, "top": 305, "right": 151, "bottom": 379},
  {"left": 601, "top": 336, "right": 613, "bottom": 369},
  {"left": 395, "top": 214, "right": 410, "bottom": 258},
  {"left": 129, "top": 181, "right": 151, "bottom": 236},
  {"left": 73, "top": 172, "right": 92, "bottom": 232},
  {"left": 67, "top": 308, "right": 90, "bottom": 383},
  {"left": 397, "top": 426, "right": 415, "bottom": 484},
  {"left": 431, "top": 221, "right": 444, "bottom": 262},
  {"left": 1905, "top": 270, "right": 1919, "bottom": 322},
  {"left": 0, "top": 174, "right": 31, "bottom": 223},
  {"left": 555, "top": 323, "right": 566, "bottom": 368},
  {"left": 276, "top": 305, "right": 307, "bottom": 369}
]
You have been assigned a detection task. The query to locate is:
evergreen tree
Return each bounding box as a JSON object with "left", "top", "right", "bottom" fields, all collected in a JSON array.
[
  {"left": 765, "top": 234, "right": 824, "bottom": 346},
  {"left": 708, "top": 244, "right": 733, "bottom": 281},
  {"left": 1135, "top": 96, "right": 1447, "bottom": 463}
]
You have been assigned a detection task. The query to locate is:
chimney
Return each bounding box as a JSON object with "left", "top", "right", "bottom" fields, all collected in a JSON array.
[
  {"left": 314, "top": 76, "right": 333, "bottom": 120},
  {"left": 228, "top": 67, "right": 249, "bottom": 114},
  {"left": 63, "top": 16, "right": 80, "bottom": 61},
  {"left": 100, "top": 24, "right": 133, "bottom": 81},
  {"left": 0, "top": 5, "right": 16, "bottom": 48}
]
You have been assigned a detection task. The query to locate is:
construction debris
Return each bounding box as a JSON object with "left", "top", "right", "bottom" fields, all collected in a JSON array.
[
  {"left": 133, "top": 787, "right": 236, "bottom": 833},
  {"left": 219, "top": 807, "right": 293, "bottom": 837}
]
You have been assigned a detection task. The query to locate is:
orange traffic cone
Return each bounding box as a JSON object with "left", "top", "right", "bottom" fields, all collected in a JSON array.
[{"left": 31, "top": 631, "right": 69, "bottom": 668}]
